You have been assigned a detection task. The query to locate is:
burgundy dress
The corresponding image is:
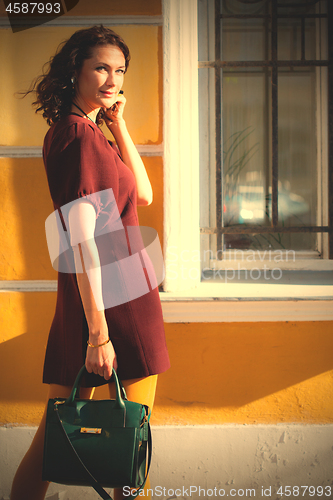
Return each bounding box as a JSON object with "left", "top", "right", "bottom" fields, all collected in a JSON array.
[{"left": 42, "top": 114, "right": 170, "bottom": 387}]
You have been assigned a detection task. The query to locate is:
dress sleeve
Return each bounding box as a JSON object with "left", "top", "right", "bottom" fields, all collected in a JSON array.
[{"left": 47, "top": 120, "right": 119, "bottom": 216}]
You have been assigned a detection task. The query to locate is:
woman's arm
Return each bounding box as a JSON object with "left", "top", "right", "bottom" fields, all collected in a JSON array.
[
  {"left": 68, "top": 200, "right": 117, "bottom": 380},
  {"left": 103, "top": 96, "right": 153, "bottom": 206}
]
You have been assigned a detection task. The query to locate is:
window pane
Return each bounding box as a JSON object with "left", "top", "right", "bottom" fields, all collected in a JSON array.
[
  {"left": 222, "top": 18, "right": 268, "bottom": 61},
  {"left": 222, "top": 69, "right": 271, "bottom": 249},
  {"left": 278, "top": 70, "right": 317, "bottom": 251},
  {"left": 278, "top": 18, "right": 316, "bottom": 61},
  {"left": 222, "top": 68, "right": 318, "bottom": 251},
  {"left": 222, "top": 0, "right": 268, "bottom": 16},
  {"left": 221, "top": 0, "right": 270, "bottom": 62}
]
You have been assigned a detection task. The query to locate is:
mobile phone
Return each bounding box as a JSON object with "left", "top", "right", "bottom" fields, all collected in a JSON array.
[{"left": 109, "top": 90, "right": 124, "bottom": 113}]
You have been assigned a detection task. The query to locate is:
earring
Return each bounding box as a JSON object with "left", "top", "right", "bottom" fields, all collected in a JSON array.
[{"left": 71, "top": 76, "right": 76, "bottom": 95}]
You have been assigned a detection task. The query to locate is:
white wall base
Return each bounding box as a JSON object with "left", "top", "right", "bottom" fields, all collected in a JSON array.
[{"left": 1, "top": 425, "right": 333, "bottom": 500}]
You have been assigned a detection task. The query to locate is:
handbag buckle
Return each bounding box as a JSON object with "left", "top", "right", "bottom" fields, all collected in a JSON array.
[
  {"left": 140, "top": 415, "right": 148, "bottom": 427},
  {"left": 80, "top": 427, "right": 102, "bottom": 434}
]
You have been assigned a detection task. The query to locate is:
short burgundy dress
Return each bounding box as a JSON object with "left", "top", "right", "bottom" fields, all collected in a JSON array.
[{"left": 42, "top": 114, "right": 170, "bottom": 387}]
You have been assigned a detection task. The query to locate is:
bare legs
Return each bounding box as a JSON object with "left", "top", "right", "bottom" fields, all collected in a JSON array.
[
  {"left": 10, "top": 376, "right": 158, "bottom": 500},
  {"left": 10, "top": 384, "right": 95, "bottom": 500}
]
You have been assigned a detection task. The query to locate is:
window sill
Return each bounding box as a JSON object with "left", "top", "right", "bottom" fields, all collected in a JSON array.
[
  {"left": 160, "top": 272, "right": 333, "bottom": 322},
  {"left": 1, "top": 279, "right": 332, "bottom": 322}
]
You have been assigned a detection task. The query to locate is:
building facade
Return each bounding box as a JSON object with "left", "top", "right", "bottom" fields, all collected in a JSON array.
[{"left": 0, "top": 1, "right": 332, "bottom": 498}]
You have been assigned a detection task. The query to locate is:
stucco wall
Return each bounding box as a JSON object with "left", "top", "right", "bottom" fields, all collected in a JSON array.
[{"left": 1, "top": 296, "right": 333, "bottom": 426}]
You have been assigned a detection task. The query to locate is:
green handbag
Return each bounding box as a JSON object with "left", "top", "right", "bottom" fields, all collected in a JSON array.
[{"left": 42, "top": 365, "right": 152, "bottom": 500}]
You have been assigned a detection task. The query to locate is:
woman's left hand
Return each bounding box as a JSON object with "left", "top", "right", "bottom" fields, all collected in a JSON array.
[
  {"left": 103, "top": 92, "right": 126, "bottom": 127},
  {"left": 102, "top": 92, "right": 153, "bottom": 205}
]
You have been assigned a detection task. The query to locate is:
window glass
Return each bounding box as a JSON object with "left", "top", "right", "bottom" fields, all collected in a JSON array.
[
  {"left": 222, "top": 18, "right": 268, "bottom": 61},
  {"left": 198, "top": 0, "right": 328, "bottom": 257}
]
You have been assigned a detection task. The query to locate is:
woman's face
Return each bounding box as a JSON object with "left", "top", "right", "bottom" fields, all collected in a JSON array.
[{"left": 74, "top": 44, "right": 126, "bottom": 112}]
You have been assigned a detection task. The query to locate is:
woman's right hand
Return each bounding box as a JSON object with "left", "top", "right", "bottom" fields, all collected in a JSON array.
[{"left": 85, "top": 324, "right": 118, "bottom": 380}]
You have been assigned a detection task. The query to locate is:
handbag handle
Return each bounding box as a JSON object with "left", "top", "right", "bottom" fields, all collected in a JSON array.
[{"left": 65, "top": 366, "right": 126, "bottom": 411}]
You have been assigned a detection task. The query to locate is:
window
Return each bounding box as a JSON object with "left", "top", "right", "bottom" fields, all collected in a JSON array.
[
  {"left": 162, "top": 0, "right": 333, "bottom": 300},
  {"left": 198, "top": 0, "right": 332, "bottom": 274}
]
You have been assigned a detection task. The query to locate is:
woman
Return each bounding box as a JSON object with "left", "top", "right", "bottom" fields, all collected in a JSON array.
[{"left": 11, "top": 25, "right": 170, "bottom": 500}]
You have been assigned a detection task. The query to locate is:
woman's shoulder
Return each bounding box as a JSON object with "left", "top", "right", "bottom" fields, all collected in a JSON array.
[
  {"left": 51, "top": 114, "right": 99, "bottom": 138},
  {"left": 44, "top": 114, "right": 105, "bottom": 155}
]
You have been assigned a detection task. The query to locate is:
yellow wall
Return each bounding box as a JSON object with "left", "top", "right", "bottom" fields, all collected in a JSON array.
[
  {"left": 0, "top": 291, "right": 332, "bottom": 425},
  {"left": 0, "top": 156, "right": 163, "bottom": 280},
  {"left": 1, "top": 0, "right": 332, "bottom": 430}
]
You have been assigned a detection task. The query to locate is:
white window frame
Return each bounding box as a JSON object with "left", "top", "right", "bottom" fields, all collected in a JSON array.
[
  {"left": 162, "top": 0, "right": 201, "bottom": 293},
  {"left": 161, "top": 0, "right": 333, "bottom": 321}
]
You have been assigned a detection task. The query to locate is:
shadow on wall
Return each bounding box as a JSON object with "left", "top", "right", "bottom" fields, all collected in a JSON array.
[
  {"left": 155, "top": 321, "right": 333, "bottom": 420},
  {"left": 1, "top": 312, "right": 332, "bottom": 418},
  {"left": 0, "top": 292, "right": 55, "bottom": 408}
]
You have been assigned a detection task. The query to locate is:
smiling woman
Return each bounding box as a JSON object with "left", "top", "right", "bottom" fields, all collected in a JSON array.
[
  {"left": 24, "top": 26, "right": 131, "bottom": 125},
  {"left": 72, "top": 45, "right": 126, "bottom": 123},
  {"left": 10, "top": 25, "right": 169, "bottom": 500}
]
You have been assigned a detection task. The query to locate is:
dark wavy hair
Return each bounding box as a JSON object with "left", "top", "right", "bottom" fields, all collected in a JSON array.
[{"left": 25, "top": 25, "right": 130, "bottom": 126}]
